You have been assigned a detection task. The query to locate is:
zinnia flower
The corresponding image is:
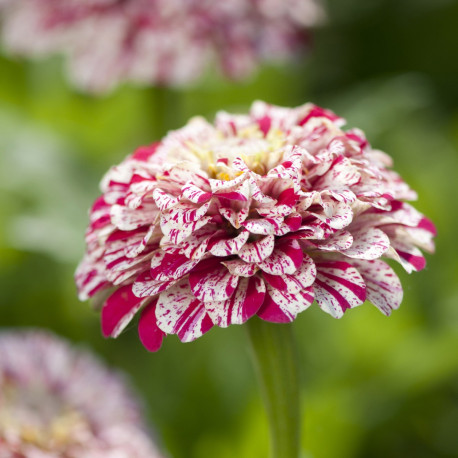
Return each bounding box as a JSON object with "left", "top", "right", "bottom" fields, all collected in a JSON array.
[
  {"left": 0, "top": 330, "right": 163, "bottom": 457},
  {"left": 0, "top": 0, "right": 324, "bottom": 93},
  {"left": 76, "top": 101, "right": 436, "bottom": 352}
]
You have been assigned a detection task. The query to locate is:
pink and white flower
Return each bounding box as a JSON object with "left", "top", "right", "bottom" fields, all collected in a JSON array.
[
  {"left": 0, "top": 330, "right": 163, "bottom": 457},
  {"left": 76, "top": 101, "right": 436, "bottom": 351},
  {"left": 0, "top": 0, "right": 324, "bottom": 93}
]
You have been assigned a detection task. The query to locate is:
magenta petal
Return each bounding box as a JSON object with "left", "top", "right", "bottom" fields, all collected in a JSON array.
[
  {"left": 314, "top": 261, "right": 366, "bottom": 318},
  {"left": 205, "top": 276, "right": 266, "bottom": 327},
  {"left": 101, "top": 285, "right": 146, "bottom": 338},
  {"left": 138, "top": 300, "right": 165, "bottom": 352},
  {"left": 257, "top": 285, "right": 314, "bottom": 323}
]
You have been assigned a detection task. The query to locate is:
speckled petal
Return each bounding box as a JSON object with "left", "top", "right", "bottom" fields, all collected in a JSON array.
[
  {"left": 257, "top": 285, "right": 314, "bottom": 323},
  {"left": 205, "top": 276, "right": 266, "bottom": 327},
  {"left": 351, "top": 259, "right": 403, "bottom": 315},
  {"left": 156, "top": 280, "right": 213, "bottom": 342},
  {"left": 189, "top": 260, "right": 239, "bottom": 302},
  {"left": 257, "top": 239, "right": 303, "bottom": 275},
  {"left": 314, "top": 261, "right": 366, "bottom": 318}
]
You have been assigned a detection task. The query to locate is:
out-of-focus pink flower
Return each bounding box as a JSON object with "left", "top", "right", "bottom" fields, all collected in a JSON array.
[
  {"left": 76, "top": 101, "right": 436, "bottom": 352},
  {"left": 0, "top": 0, "right": 324, "bottom": 93},
  {"left": 0, "top": 330, "right": 163, "bottom": 457}
]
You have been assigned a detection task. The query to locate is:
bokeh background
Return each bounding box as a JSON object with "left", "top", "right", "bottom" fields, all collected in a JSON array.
[{"left": 1, "top": 0, "right": 457, "bottom": 457}]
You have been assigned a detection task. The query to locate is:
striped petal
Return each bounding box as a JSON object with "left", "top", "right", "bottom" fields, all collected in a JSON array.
[
  {"left": 257, "top": 284, "right": 314, "bottom": 323},
  {"left": 150, "top": 250, "right": 200, "bottom": 281},
  {"left": 209, "top": 230, "right": 250, "bottom": 256},
  {"left": 132, "top": 271, "right": 177, "bottom": 297},
  {"left": 181, "top": 183, "right": 212, "bottom": 203},
  {"left": 342, "top": 228, "right": 390, "bottom": 260},
  {"left": 156, "top": 280, "right": 213, "bottom": 342},
  {"left": 238, "top": 235, "right": 275, "bottom": 264},
  {"left": 257, "top": 239, "right": 303, "bottom": 275},
  {"left": 152, "top": 188, "right": 179, "bottom": 211},
  {"left": 205, "top": 276, "right": 266, "bottom": 327},
  {"left": 314, "top": 261, "right": 366, "bottom": 318},
  {"left": 351, "top": 259, "right": 403, "bottom": 315},
  {"left": 189, "top": 260, "right": 239, "bottom": 302},
  {"left": 222, "top": 259, "right": 258, "bottom": 277},
  {"left": 262, "top": 254, "right": 316, "bottom": 293}
]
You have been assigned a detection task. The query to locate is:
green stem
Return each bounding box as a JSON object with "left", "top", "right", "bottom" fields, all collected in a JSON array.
[
  {"left": 246, "top": 317, "right": 300, "bottom": 458},
  {"left": 146, "top": 86, "right": 182, "bottom": 139}
]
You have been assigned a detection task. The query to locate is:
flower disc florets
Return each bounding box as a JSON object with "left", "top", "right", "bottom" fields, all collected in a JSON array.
[
  {"left": 76, "top": 101, "right": 436, "bottom": 351},
  {"left": 0, "top": 0, "right": 323, "bottom": 92},
  {"left": 0, "top": 331, "right": 162, "bottom": 457}
]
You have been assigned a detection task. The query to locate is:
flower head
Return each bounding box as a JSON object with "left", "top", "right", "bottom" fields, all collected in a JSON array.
[
  {"left": 0, "top": 330, "right": 163, "bottom": 457},
  {"left": 0, "top": 0, "right": 323, "bottom": 93},
  {"left": 76, "top": 101, "right": 436, "bottom": 351}
]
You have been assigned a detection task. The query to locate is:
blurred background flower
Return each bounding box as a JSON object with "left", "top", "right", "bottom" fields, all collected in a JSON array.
[
  {"left": 0, "top": 0, "right": 323, "bottom": 93},
  {"left": 0, "top": 330, "right": 164, "bottom": 457},
  {"left": 0, "top": 0, "right": 457, "bottom": 457}
]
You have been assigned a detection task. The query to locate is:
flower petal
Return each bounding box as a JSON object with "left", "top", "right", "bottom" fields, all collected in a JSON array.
[
  {"left": 222, "top": 259, "right": 258, "bottom": 277},
  {"left": 314, "top": 261, "right": 366, "bottom": 318},
  {"left": 238, "top": 235, "right": 275, "bottom": 263},
  {"left": 138, "top": 300, "right": 165, "bottom": 352},
  {"left": 189, "top": 260, "right": 239, "bottom": 302},
  {"left": 257, "top": 239, "right": 303, "bottom": 275},
  {"left": 101, "top": 285, "right": 147, "bottom": 338},
  {"left": 209, "top": 230, "right": 250, "bottom": 256},
  {"left": 257, "top": 285, "right": 314, "bottom": 323},
  {"left": 181, "top": 183, "right": 212, "bottom": 203},
  {"left": 156, "top": 280, "right": 213, "bottom": 342},
  {"left": 351, "top": 259, "right": 403, "bottom": 315},
  {"left": 205, "top": 276, "right": 266, "bottom": 327},
  {"left": 133, "top": 270, "right": 178, "bottom": 298},
  {"left": 262, "top": 254, "right": 316, "bottom": 293},
  {"left": 342, "top": 228, "right": 390, "bottom": 260}
]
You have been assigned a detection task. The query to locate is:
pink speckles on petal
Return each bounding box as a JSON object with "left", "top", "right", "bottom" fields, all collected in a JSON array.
[
  {"left": 342, "top": 227, "right": 390, "bottom": 260},
  {"left": 222, "top": 259, "right": 258, "bottom": 277},
  {"left": 150, "top": 250, "right": 200, "bottom": 281},
  {"left": 257, "top": 285, "right": 314, "bottom": 323},
  {"left": 181, "top": 183, "right": 212, "bottom": 203},
  {"left": 350, "top": 259, "right": 403, "bottom": 316},
  {"left": 238, "top": 235, "right": 275, "bottom": 264},
  {"left": 152, "top": 188, "right": 179, "bottom": 211},
  {"left": 209, "top": 231, "right": 250, "bottom": 257},
  {"left": 258, "top": 239, "right": 303, "bottom": 275},
  {"left": 262, "top": 253, "right": 316, "bottom": 293},
  {"left": 156, "top": 280, "right": 213, "bottom": 342},
  {"left": 132, "top": 271, "right": 177, "bottom": 298},
  {"left": 314, "top": 261, "right": 366, "bottom": 318},
  {"left": 206, "top": 276, "right": 266, "bottom": 327},
  {"left": 189, "top": 260, "right": 239, "bottom": 302}
]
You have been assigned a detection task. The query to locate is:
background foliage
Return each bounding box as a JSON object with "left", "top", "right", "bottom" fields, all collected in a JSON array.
[{"left": 1, "top": 1, "right": 457, "bottom": 457}]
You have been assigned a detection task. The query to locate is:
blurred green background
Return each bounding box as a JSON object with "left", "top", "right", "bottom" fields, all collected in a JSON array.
[{"left": 1, "top": 1, "right": 457, "bottom": 457}]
